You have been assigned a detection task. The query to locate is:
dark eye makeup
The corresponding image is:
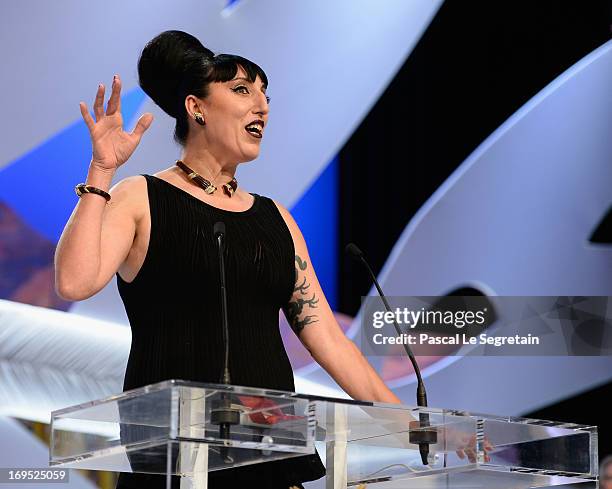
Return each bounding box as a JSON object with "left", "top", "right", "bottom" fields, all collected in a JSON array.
[{"left": 232, "top": 85, "right": 271, "bottom": 104}]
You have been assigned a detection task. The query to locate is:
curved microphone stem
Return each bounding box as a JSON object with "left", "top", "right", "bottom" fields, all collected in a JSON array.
[
  {"left": 346, "top": 243, "right": 436, "bottom": 465},
  {"left": 357, "top": 252, "right": 427, "bottom": 399}
]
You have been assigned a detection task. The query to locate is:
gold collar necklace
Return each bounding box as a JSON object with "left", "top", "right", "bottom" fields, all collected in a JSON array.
[{"left": 175, "top": 160, "right": 238, "bottom": 197}]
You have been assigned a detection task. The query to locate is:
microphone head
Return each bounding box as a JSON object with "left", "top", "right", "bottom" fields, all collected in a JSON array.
[
  {"left": 345, "top": 242, "right": 364, "bottom": 260},
  {"left": 214, "top": 221, "right": 226, "bottom": 238}
]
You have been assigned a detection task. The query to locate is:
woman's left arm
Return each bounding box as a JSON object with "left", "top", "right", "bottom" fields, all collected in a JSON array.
[{"left": 275, "top": 201, "right": 402, "bottom": 405}]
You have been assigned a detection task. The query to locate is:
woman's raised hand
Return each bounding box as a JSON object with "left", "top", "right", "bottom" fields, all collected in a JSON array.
[{"left": 79, "top": 74, "right": 154, "bottom": 173}]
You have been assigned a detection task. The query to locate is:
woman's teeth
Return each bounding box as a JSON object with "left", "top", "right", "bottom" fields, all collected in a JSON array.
[{"left": 245, "top": 124, "right": 263, "bottom": 138}]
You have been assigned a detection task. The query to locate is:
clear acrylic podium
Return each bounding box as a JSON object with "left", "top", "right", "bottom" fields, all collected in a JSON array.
[{"left": 49, "top": 380, "right": 598, "bottom": 488}]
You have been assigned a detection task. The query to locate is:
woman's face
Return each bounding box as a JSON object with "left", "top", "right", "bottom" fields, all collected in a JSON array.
[{"left": 197, "top": 65, "right": 269, "bottom": 164}]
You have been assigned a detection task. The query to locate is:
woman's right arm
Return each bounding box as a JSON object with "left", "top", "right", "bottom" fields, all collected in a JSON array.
[
  {"left": 54, "top": 75, "right": 153, "bottom": 301},
  {"left": 54, "top": 166, "right": 143, "bottom": 301}
]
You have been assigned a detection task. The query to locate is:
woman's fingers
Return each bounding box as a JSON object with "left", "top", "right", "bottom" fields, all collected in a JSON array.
[
  {"left": 130, "top": 113, "right": 154, "bottom": 141},
  {"left": 79, "top": 101, "right": 95, "bottom": 132},
  {"left": 105, "top": 75, "right": 121, "bottom": 116},
  {"left": 93, "top": 83, "right": 105, "bottom": 121},
  {"left": 455, "top": 436, "right": 493, "bottom": 463},
  {"left": 484, "top": 438, "right": 493, "bottom": 462},
  {"left": 465, "top": 447, "right": 476, "bottom": 463}
]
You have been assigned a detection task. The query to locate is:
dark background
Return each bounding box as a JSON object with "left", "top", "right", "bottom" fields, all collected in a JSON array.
[{"left": 336, "top": 0, "right": 612, "bottom": 459}]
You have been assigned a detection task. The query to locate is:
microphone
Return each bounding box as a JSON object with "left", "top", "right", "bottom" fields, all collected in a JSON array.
[
  {"left": 346, "top": 242, "right": 436, "bottom": 465},
  {"left": 214, "top": 222, "right": 231, "bottom": 385},
  {"left": 211, "top": 221, "right": 239, "bottom": 463}
]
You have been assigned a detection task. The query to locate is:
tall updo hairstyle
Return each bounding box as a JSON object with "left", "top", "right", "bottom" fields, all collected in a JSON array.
[{"left": 138, "top": 30, "right": 268, "bottom": 146}]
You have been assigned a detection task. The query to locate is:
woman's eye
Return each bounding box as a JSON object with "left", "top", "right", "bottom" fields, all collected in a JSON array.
[{"left": 233, "top": 85, "right": 270, "bottom": 104}]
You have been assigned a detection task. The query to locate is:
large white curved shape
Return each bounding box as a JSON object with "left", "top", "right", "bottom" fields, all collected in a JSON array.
[
  {"left": 336, "top": 40, "right": 612, "bottom": 415},
  {"left": 0, "top": 300, "right": 128, "bottom": 422}
]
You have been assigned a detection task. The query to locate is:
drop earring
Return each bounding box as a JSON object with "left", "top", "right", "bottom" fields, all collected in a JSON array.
[{"left": 194, "top": 112, "right": 206, "bottom": 126}]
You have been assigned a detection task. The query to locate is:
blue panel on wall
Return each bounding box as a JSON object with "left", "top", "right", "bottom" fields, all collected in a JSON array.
[
  {"left": 0, "top": 89, "right": 147, "bottom": 243},
  {"left": 290, "top": 157, "right": 338, "bottom": 309}
]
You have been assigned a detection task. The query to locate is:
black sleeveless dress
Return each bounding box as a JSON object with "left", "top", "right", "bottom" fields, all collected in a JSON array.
[{"left": 115, "top": 174, "right": 325, "bottom": 488}]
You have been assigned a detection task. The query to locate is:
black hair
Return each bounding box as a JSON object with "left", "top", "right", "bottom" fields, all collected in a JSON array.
[{"left": 138, "top": 30, "right": 268, "bottom": 146}]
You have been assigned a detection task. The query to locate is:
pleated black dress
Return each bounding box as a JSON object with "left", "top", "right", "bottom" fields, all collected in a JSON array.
[{"left": 115, "top": 174, "right": 325, "bottom": 488}]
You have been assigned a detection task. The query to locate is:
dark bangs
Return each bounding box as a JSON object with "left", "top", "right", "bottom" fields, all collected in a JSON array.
[{"left": 209, "top": 54, "right": 268, "bottom": 89}]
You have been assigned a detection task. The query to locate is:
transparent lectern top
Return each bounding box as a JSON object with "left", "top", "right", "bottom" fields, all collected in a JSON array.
[{"left": 50, "top": 379, "right": 598, "bottom": 488}]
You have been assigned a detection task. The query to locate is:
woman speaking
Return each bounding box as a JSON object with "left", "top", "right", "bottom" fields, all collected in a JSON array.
[{"left": 54, "top": 30, "right": 401, "bottom": 489}]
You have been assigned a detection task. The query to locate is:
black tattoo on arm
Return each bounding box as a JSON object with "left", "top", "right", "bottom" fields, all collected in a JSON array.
[
  {"left": 295, "top": 276, "right": 310, "bottom": 294},
  {"left": 283, "top": 254, "right": 319, "bottom": 335},
  {"left": 295, "top": 255, "right": 308, "bottom": 271}
]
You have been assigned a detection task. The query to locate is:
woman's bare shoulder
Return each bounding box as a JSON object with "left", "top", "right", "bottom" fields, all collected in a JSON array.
[{"left": 106, "top": 175, "right": 149, "bottom": 221}]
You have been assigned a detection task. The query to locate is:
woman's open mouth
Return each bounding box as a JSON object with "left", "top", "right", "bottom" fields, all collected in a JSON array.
[{"left": 244, "top": 120, "right": 263, "bottom": 139}]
